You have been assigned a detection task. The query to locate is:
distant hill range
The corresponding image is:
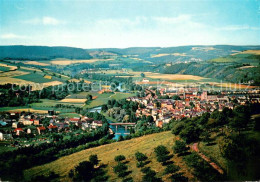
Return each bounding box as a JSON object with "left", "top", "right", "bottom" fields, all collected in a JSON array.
[
  {"left": 98, "top": 45, "right": 260, "bottom": 63},
  {"left": 0, "top": 45, "right": 260, "bottom": 63},
  {"left": 0, "top": 45, "right": 92, "bottom": 60}
]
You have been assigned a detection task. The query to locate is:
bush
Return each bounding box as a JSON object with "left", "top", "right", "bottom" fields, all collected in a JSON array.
[
  {"left": 114, "top": 155, "right": 126, "bottom": 162},
  {"left": 113, "top": 162, "right": 128, "bottom": 174},
  {"left": 171, "top": 122, "right": 185, "bottom": 135},
  {"left": 154, "top": 145, "right": 170, "bottom": 163},
  {"left": 164, "top": 164, "right": 180, "bottom": 175},
  {"left": 173, "top": 140, "right": 188, "bottom": 154},
  {"left": 73, "top": 161, "right": 94, "bottom": 181},
  {"left": 89, "top": 154, "right": 98, "bottom": 166},
  {"left": 135, "top": 152, "right": 148, "bottom": 162},
  {"left": 170, "top": 172, "right": 188, "bottom": 182}
]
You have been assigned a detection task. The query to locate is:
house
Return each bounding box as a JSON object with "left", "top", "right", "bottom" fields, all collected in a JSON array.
[
  {"left": 155, "top": 120, "right": 163, "bottom": 128},
  {"left": 12, "top": 122, "right": 18, "bottom": 128},
  {"left": 37, "top": 126, "right": 46, "bottom": 134},
  {"left": 14, "top": 128, "right": 23, "bottom": 136},
  {"left": 34, "top": 119, "right": 40, "bottom": 125},
  {"left": 48, "top": 123, "right": 58, "bottom": 131},
  {"left": 91, "top": 120, "right": 103, "bottom": 128},
  {"left": 69, "top": 118, "right": 80, "bottom": 123},
  {"left": 82, "top": 122, "right": 91, "bottom": 130},
  {"left": 142, "top": 78, "right": 149, "bottom": 83},
  {"left": 0, "top": 132, "right": 3, "bottom": 141}
]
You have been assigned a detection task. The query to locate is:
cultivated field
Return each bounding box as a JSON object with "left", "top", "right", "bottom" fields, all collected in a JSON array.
[
  {"left": 151, "top": 53, "right": 187, "bottom": 58},
  {"left": 24, "top": 131, "right": 195, "bottom": 182},
  {"left": 68, "top": 78, "right": 92, "bottom": 84},
  {"left": 233, "top": 50, "right": 260, "bottom": 55},
  {"left": 0, "top": 63, "right": 17, "bottom": 72},
  {"left": 0, "top": 70, "right": 29, "bottom": 77},
  {"left": 209, "top": 82, "right": 257, "bottom": 89},
  {"left": 59, "top": 98, "right": 87, "bottom": 103},
  {"left": 24, "top": 61, "right": 50, "bottom": 66},
  {"left": 0, "top": 77, "right": 34, "bottom": 85},
  {"left": 50, "top": 58, "right": 115, "bottom": 65},
  {"left": 7, "top": 108, "right": 49, "bottom": 114},
  {"left": 146, "top": 73, "right": 205, "bottom": 81},
  {"left": 237, "top": 66, "right": 257, "bottom": 69}
]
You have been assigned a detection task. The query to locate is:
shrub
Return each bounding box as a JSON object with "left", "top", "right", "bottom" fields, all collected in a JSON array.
[
  {"left": 89, "top": 154, "right": 98, "bottom": 166},
  {"left": 164, "top": 164, "right": 180, "bottom": 175},
  {"left": 114, "top": 155, "right": 126, "bottom": 162},
  {"left": 170, "top": 172, "right": 188, "bottom": 182},
  {"left": 135, "top": 152, "right": 148, "bottom": 162},
  {"left": 173, "top": 140, "right": 188, "bottom": 154},
  {"left": 113, "top": 162, "right": 128, "bottom": 174},
  {"left": 154, "top": 145, "right": 170, "bottom": 163}
]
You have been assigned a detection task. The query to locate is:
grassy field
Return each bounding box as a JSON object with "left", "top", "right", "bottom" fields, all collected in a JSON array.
[
  {"left": 14, "top": 73, "right": 58, "bottom": 83},
  {"left": 208, "top": 82, "right": 257, "bottom": 89},
  {"left": 151, "top": 53, "right": 187, "bottom": 58},
  {"left": 24, "top": 131, "right": 195, "bottom": 181},
  {"left": 66, "top": 91, "right": 135, "bottom": 109},
  {"left": 0, "top": 66, "right": 11, "bottom": 72},
  {"left": 233, "top": 50, "right": 260, "bottom": 55},
  {"left": 23, "top": 61, "right": 50, "bottom": 66},
  {"left": 50, "top": 58, "right": 115, "bottom": 65},
  {"left": 58, "top": 113, "right": 81, "bottom": 118}
]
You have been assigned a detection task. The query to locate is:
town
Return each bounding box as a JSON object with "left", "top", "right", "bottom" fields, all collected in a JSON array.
[{"left": 1, "top": 86, "right": 259, "bottom": 147}]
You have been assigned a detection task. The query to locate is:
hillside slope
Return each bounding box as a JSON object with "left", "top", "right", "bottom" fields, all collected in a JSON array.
[
  {"left": 0, "top": 46, "right": 92, "bottom": 60},
  {"left": 24, "top": 131, "right": 195, "bottom": 181}
]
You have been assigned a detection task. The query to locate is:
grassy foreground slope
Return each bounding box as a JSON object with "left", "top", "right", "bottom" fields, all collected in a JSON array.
[{"left": 24, "top": 131, "right": 195, "bottom": 181}]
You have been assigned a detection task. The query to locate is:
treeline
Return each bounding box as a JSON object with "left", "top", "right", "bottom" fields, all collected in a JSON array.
[
  {"left": 0, "top": 84, "right": 39, "bottom": 107},
  {"left": 0, "top": 81, "right": 92, "bottom": 107}
]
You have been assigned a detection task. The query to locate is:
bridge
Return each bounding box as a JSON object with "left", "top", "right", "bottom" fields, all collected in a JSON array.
[
  {"left": 109, "top": 123, "right": 136, "bottom": 131},
  {"left": 109, "top": 123, "right": 136, "bottom": 126}
]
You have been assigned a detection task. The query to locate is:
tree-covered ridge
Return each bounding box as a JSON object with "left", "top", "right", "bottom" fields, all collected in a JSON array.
[{"left": 0, "top": 45, "right": 92, "bottom": 60}]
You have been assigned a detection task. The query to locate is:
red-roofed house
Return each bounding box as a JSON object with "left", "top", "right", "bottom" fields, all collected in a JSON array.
[
  {"left": 14, "top": 128, "right": 23, "bottom": 136},
  {"left": 37, "top": 126, "right": 46, "bottom": 134}
]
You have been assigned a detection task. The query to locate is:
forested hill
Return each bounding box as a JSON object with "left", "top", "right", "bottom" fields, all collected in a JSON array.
[
  {"left": 1, "top": 45, "right": 260, "bottom": 64},
  {"left": 90, "top": 45, "right": 260, "bottom": 63},
  {"left": 0, "top": 45, "right": 92, "bottom": 60}
]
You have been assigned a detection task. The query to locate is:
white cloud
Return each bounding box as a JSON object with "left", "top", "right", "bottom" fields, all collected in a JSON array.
[
  {"left": 0, "top": 33, "right": 27, "bottom": 39},
  {"left": 43, "top": 17, "right": 59, "bottom": 25},
  {"left": 218, "top": 25, "right": 260, "bottom": 31},
  {"left": 153, "top": 15, "right": 191, "bottom": 24},
  {"left": 23, "top": 17, "right": 64, "bottom": 25}
]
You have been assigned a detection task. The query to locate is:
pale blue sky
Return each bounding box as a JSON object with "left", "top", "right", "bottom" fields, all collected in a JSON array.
[{"left": 0, "top": 0, "right": 259, "bottom": 48}]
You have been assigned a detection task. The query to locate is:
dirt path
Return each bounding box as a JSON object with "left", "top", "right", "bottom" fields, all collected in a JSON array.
[{"left": 191, "top": 143, "right": 224, "bottom": 174}]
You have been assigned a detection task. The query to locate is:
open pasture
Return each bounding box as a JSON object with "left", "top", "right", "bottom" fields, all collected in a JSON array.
[
  {"left": 59, "top": 98, "right": 87, "bottom": 103},
  {"left": 23, "top": 61, "right": 50, "bottom": 66},
  {"left": 151, "top": 52, "right": 187, "bottom": 58},
  {"left": 208, "top": 82, "right": 257, "bottom": 89},
  {"left": 232, "top": 50, "right": 260, "bottom": 55},
  {"left": 50, "top": 58, "right": 115, "bottom": 65},
  {"left": 0, "top": 70, "right": 29, "bottom": 77},
  {"left": 146, "top": 73, "right": 205, "bottom": 81},
  {"left": 24, "top": 131, "right": 194, "bottom": 182}
]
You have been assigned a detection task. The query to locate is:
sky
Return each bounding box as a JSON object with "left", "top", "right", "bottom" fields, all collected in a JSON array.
[{"left": 0, "top": 0, "right": 260, "bottom": 48}]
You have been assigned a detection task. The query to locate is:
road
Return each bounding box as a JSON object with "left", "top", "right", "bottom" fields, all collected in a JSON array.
[{"left": 191, "top": 143, "right": 224, "bottom": 174}]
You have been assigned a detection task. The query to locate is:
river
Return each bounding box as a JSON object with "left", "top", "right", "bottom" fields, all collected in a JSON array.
[{"left": 89, "top": 106, "right": 131, "bottom": 140}]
